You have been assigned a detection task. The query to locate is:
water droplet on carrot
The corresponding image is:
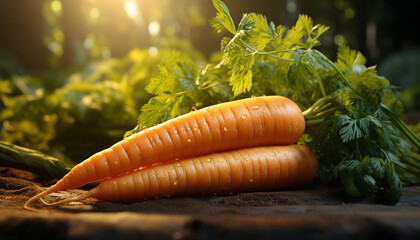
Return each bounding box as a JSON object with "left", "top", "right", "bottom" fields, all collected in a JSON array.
[
  {"left": 241, "top": 115, "right": 247, "bottom": 120},
  {"left": 223, "top": 127, "right": 228, "bottom": 131},
  {"left": 193, "top": 127, "right": 199, "bottom": 131},
  {"left": 174, "top": 130, "right": 178, "bottom": 134},
  {"left": 168, "top": 125, "right": 172, "bottom": 128},
  {"left": 235, "top": 110, "right": 240, "bottom": 114},
  {"left": 206, "top": 159, "right": 211, "bottom": 162},
  {"left": 173, "top": 181, "right": 178, "bottom": 185},
  {"left": 187, "top": 138, "right": 191, "bottom": 142},
  {"left": 203, "top": 121, "right": 207, "bottom": 125},
  {"left": 113, "top": 181, "right": 117, "bottom": 184},
  {"left": 114, "top": 161, "right": 118, "bottom": 164},
  {"left": 250, "top": 178, "right": 254, "bottom": 182},
  {"left": 251, "top": 105, "right": 259, "bottom": 110}
]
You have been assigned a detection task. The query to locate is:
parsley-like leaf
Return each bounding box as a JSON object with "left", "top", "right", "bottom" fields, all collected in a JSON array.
[
  {"left": 210, "top": 0, "right": 236, "bottom": 35},
  {"left": 287, "top": 61, "right": 313, "bottom": 98}
]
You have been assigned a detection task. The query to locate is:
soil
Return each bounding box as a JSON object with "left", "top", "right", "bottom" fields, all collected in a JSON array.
[{"left": 0, "top": 166, "right": 419, "bottom": 240}]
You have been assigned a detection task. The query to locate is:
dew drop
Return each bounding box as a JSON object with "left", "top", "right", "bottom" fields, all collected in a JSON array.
[
  {"left": 235, "top": 110, "right": 240, "bottom": 114},
  {"left": 193, "top": 127, "right": 199, "bottom": 132},
  {"left": 206, "top": 159, "right": 211, "bottom": 162},
  {"left": 187, "top": 138, "right": 192, "bottom": 143},
  {"left": 113, "top": 181, "right": 117, "bottom": 184},
  {"left": 174, "top": 130, "right": 178, "bottom": 134},
  {"left": 114, "top": 161, "right": 118, "bottom": 164},
  {"left": 251, "top": 105, "right": 259, "bottom": 110},
  {"left": 250, "top": 178, "right": 254, "bottom": 183},
  {"left": 241, "top": 115, "right": 247, "bottom": 120},
  {"left": 223, "top": 127, "right": 228, "bottom": 131},
  {"left": 176, "top": 163, "right": 181, "bottom": 167},
  {"left": 203, "top": 121, "right": 207, "bottom": 125},
  {"left": 173, "top": 181, "right": 178, "bottom": 185},
  {"left": 168, "top": 125, "right": 172, "bottom": 128}
]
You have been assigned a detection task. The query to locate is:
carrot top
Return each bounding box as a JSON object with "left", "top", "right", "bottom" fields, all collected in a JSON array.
[{"left": 124, "top": 0, "right": 420, "bottom": 203}]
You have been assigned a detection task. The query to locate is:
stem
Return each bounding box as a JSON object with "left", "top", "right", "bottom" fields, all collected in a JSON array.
[
  {"left": 305, "top": 107, "right": 338, "bottom": 120},
  {"left": 259, "top": 49, "right": 296, "bottom": 55},
  {"left": 303, "top": 95, "right": 334, "bottom": 118},
  {"left": 239, "top": 39, "right": 295, "bottom": 62},
  {"left": 381, "top": 104, "right": 420, "bottom": 149},
  {"left": 265, "top": 54, "right": 295, "bottom": 62},
  {"left": 305, "top": 118, "right": 325, "bottom": 126},
  {"left": 173, "top": 81, "right": 220, "bottom": 97},
  {"left": 308, "top": 63, "right": 327, "bottom": 97},
  {"left": 314, "top": 50, "right": 362, "bottom": 96},
  {"left": 205, "top": 72, "right": 226, "bottom": 83}
]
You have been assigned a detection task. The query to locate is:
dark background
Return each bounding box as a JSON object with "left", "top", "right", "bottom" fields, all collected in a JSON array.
[{"left": 0, "top": 0, "right": 419, "bottom": 88}]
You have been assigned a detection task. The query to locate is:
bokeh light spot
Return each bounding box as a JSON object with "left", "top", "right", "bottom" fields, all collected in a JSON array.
[
  {"left": 125, "top": 1, "right": 139, "bottom": 19},
  {"left": 148, "top": 21, "right": 160, "bottom": 37},
  {"left": 286, "top": 0, "right": 297, "bottom": 13},
  {"left": 148, "top": 46, "right": 158, "bottom": 56},
  {"left": 50, "top": 0, "right": 62, "bottom": 14},
  {"left": 90, "top": 8, "right": 100, "bottom": 20},
  {"left": 344, "top": 8, "right": 355, "bottom": 19},
  {"left": 334, "top": 34, "right": 347, "bottom": 46}
]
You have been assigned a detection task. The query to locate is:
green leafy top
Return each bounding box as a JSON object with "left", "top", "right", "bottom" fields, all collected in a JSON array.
[{"left": 128, "top": 0, "right": 420, "bottom": 203}]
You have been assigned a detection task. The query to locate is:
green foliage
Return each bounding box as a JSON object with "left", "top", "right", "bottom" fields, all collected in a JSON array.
[
  {"left": 0, "top": 49, "right": 167, "bottom": 163},
  {"left": 130, "top": 0, "right": 419, "bottom": 203},
  {"left": 127, "top": 50, "right": 232, "bottom": 135},
  {"left": 2, "top": 0, "right": 418, "bottom": 203}
]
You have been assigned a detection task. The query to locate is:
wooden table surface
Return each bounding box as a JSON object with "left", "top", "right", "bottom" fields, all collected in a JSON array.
[{"left": 1, "top": 167, "right": 419, "bottom": 240}]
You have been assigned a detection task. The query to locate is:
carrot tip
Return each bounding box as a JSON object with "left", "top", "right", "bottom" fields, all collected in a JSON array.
[{"left": 23, "top": 188, "right": 52, "bottom": 212}]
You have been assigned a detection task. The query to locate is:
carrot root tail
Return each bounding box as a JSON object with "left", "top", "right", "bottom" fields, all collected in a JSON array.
[
  {"left": 23, "top": 187, "right": 55, "bottom": 211},
  {"left": 40, "top": 190, "right": 94, "bottom": 206}
]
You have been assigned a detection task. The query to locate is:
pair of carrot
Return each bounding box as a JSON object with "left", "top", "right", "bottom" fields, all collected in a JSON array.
[{"left": 24, "top": 96, "right": 318, "bottom": 209}]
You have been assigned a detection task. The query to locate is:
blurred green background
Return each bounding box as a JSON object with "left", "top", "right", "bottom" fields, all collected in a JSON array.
[{"left": 0, "top": 0, "right": 419, "bottom": 164}]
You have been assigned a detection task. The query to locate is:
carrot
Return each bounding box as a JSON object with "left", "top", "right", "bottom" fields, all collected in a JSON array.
[
  {"left": 24, "top": 96, "right": 305, "bottom": 209},
  {"left": 43, "top": 145, "right": 317, "bottom": 204}
]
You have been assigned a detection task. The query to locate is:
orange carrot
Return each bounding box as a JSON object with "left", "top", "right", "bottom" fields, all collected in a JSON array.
[
  {"left": 24, "top": 96, "right": 305, "bottom": 209},
  {"left": 43, "top": 145, "right": 317, "bottom": 204}
]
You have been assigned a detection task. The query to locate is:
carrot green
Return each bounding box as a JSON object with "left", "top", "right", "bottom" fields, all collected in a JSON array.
[{"left": 128, "top": 0, "right": 420, "bottom": 203}]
